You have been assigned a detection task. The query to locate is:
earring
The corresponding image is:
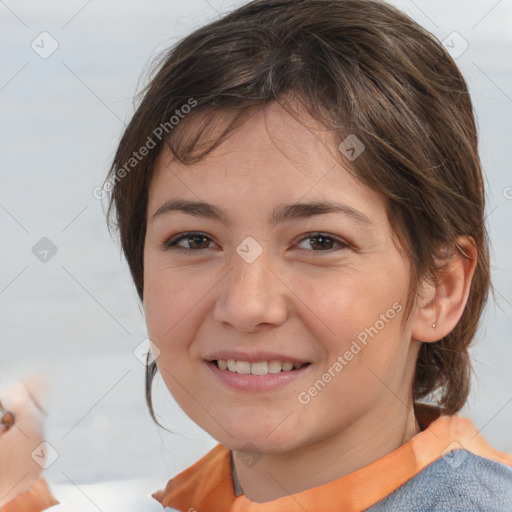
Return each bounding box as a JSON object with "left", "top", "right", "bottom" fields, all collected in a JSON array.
[{"left": 432, "top": 299, "right": 437, "bottom": 329}]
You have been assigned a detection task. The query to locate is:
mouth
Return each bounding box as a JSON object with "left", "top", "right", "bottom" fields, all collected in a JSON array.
[
  {"left": 206, "top": 357, "right": 311, "bottom": 392},
  {"left": 213, "top": 359, "right": 310, "bottom": 375}
]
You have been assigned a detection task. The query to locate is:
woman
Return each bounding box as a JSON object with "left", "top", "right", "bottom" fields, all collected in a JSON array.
[{"left": 3, "top": 0, "right": 511, "bottom": 510}]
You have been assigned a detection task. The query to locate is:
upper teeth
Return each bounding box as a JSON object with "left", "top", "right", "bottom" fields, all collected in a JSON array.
[{"left": 217, "top": 359, "right": 304, "bottom": 375}]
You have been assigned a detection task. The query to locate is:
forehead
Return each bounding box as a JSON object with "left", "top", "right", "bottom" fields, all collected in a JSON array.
[{"left": 148, "top": 102, "right": 386, "bottom": 228}]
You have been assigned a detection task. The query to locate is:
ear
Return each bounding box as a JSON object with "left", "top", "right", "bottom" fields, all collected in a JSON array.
[{"left": 411, "top": 236, "right": 477, "bottom": 343}]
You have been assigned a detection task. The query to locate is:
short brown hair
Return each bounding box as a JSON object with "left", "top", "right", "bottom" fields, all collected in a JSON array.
[{"left": 105, "top": 0, "right": 490, "bottom": 418}]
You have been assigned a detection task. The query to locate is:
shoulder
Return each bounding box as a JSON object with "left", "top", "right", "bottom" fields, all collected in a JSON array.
[
  {"left": 366, "top": 407, "right": 512, "bottom": 511},
  {"left": 367, "top": 449, "right": 512, "bottom": 511}
]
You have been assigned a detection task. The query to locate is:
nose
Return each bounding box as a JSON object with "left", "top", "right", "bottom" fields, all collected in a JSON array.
[{"left": 212, "top": 242, "right": 288, "bottom": 333}]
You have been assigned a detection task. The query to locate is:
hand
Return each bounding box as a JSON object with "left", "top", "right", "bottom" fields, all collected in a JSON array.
[{"left": 0, "top": 375, "right": 48, "bottom": 507}]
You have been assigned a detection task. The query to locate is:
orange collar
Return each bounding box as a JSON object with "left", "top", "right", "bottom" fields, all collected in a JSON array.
[{"left": 153, "top": 403, "right": 512, "bottom": 512}]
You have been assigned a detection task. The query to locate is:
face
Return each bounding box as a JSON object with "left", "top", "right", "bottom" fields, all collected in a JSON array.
[{"left": 143, "top": 102, "right": 421, "bottom": 455}]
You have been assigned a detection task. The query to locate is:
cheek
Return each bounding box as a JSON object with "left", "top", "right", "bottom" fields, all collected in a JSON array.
[
  {"left": 312, "top": 268, "right": 408, "bottom": 369},
  {"left": 143, "top": 275, "right": 199, "bottom": 400},
  {"left": 308, "top": 264, "right": 400, "bottom": 325},
  {"left": 143, "top": 270, "right": 191, "bottom": 346},
  {"left": 143, "top": 265, "right": 216, "bottom": 366}
]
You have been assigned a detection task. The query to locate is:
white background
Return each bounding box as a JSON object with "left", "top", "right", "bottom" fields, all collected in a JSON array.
[{"left": 1, "top": 0, "right": 511, "bottom": 506}]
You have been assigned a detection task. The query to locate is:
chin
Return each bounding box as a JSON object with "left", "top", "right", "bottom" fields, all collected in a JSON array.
[{"left": 216, "top": 425, "right": 304, "bottom": 455}]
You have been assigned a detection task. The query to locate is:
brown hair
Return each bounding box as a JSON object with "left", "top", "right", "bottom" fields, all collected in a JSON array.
[{"left": 105, "top": 0, "right": 490, "bottom": 420}]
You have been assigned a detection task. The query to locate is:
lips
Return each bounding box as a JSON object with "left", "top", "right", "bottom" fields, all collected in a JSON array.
[
  {"left": 204, "top": 351, "right": 311, "bottom": 391},
  {"left": 216, "top": 359, "right": 307, "bottom": 375}
]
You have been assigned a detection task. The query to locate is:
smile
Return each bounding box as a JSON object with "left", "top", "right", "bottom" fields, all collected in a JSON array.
[{"left": 216, "top": 359, "right": 307, "bottom": 375}]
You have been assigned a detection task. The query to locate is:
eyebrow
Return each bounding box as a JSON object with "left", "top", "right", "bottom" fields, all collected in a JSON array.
[{"left": 152, "top": 199, "right": 373, "bottom": 226}]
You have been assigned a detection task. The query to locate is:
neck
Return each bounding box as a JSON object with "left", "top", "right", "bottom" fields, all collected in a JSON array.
[{"left": 232, "top": 400, "right": 421, "bottom": 503}]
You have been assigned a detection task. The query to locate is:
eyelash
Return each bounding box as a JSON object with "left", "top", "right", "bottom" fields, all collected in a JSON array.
[{"left": 163, "top": 231, "right": 350, "bottom": 255}]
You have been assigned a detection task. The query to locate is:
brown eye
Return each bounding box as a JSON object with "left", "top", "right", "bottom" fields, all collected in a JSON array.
[
  {"left": 164, "top": 232, "right": 215, "bottom": 252},
  {"left": 296, "top": 233, "right": 349, "bottom": 253}
]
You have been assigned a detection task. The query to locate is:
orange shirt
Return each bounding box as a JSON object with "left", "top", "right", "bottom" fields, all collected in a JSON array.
[{"left": 152, "top": 403, "right": 512, "bottom": 511}]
